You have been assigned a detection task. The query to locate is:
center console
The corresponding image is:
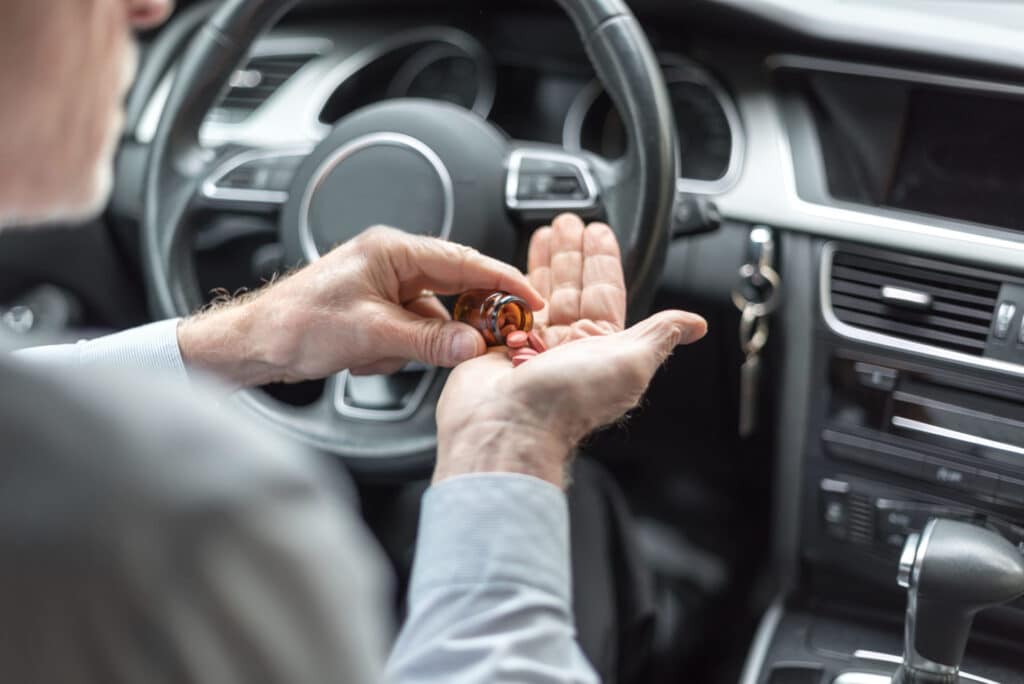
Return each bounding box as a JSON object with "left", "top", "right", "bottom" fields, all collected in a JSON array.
[{"left": 742, "top": 239, "right": 1024, "bottom": 684}]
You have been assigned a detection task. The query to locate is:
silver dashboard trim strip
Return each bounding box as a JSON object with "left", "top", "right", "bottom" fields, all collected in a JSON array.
[
  {"left": 891, "top": 416, "right": 1024, "bottom": 457},
  {"left": 738, "top": 598, "right": 784, "bottom": 684},
  {"left": 713, "top": 53, "right": 1024, "bottom": 280},
  {"left": 853, "top": 650, "right": 1000, "bottom": 684},
  {"left": 833, "top": 674, "right": 890, "bottom": 684},
  {"left": 768, "top": 54, "right": 1024, "bottom": 100},
  {"left": 819, "top": 243, "right": 1024, "bottom": 379},
  {"left": 892, "top": 391, "right": 1024, "bottom": 431}
]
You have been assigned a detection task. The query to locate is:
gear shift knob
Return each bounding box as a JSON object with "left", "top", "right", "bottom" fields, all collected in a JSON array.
[{"left": 894, "top": 518, "right": 1024, "bottom": 683}]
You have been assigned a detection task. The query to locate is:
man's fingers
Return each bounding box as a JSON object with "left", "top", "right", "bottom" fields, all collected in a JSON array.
[
  {"left": 386, "top": 314, "right": 487, "bottom": 368},
  {"left": 527, "top": 226, "right": 553, "bottom": 301},
  {"left": 372, "top": 228, "right": 544, "bottom": 310},
  {"left": 580, "top": 222, "right": 626, "bottom": 330},
  {"left": 350, "top": 358, "right": 408, "bottom": 376},
  {"left": 548, "top": 213, "right": 586, "bottom": 325},
  {"left": 404, "top": 294, "right": 450, "bottom": 320}
]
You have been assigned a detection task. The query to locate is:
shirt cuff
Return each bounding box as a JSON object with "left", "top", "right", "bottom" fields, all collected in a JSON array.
[
  {"left": 14, "top": 318, "right": 188, "bottom": 380},
  {"left": 409, "top": 473, "right": 571, "bottom": 604}
]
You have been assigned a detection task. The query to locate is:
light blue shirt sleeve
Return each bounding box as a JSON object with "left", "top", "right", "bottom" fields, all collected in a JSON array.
[
  {"left": 387, "top": 473, "right": 599, "bottom": 684},
  {"left": 11, "top": 318, "right": 188, "bottom": 380}
]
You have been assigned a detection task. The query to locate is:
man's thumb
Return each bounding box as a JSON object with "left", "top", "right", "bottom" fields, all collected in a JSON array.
[
  {"left": 400, "top": 319, "right": 487, "bottom": 367},
  {"left": 626, "top": 310, "right": 708, "bottom": 355}
]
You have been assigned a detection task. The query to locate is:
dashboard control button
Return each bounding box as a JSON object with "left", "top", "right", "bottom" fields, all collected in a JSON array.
[
  {"left": 820, "top": 479, "right": 851, "bottom": 541},
  {"left": 822, "top": 430, "right": 923, "bottom": 479},
  {"left": 875, "top": 499, "right": 975, "bottom": 549},
  {"left": 993, "top": 301, "right": 1017, "bottom": 340},
  {"left": 853, "top": 362, "right": 898, "bottom": 391},
  {"left": 921, "top": 458, "right": 997, "bottom": 497}
]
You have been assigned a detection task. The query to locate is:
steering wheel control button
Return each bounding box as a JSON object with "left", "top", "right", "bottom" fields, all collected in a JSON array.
[
  {"left": 993, "top": 301, "right": 1017, "bottom": 340},
  {"left": 505, "top": 148, "right": 599, "bottom": 214},
  {"left": 203, "top": 148, "right": 312, "bottom": 206}
]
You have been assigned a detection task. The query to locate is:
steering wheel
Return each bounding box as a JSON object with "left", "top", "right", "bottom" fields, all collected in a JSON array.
[{"left": 142, "top": 0, "right": 677, "bottom": 477}]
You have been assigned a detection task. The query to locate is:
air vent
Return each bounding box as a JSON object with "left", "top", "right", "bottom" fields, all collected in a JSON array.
[
  {"left": 210, "top": 54, "right": 316, "bottom": 123},
  {"left": 828, "top": 248, "right": 1000, "bottom": 356}
]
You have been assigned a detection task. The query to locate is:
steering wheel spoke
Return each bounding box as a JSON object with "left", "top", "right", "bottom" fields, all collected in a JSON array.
[
  {"left": 504, "top": 144, "right": 605, "bottom": 222},
  {"left": 199, "top": 145, "right": 314, "bottom": 212}
]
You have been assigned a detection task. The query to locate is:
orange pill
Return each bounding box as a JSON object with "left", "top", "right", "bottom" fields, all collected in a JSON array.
[
  {"left": 527, "top": 331, "right": 548, "bottom": 353},
  {"left": 506, "top": 330, "right": 529, "bottom": 348}
]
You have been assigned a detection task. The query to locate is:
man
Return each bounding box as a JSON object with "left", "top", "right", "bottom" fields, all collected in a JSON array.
[{"left": 0, "top": 1, "right": 708, "bottom": 682}]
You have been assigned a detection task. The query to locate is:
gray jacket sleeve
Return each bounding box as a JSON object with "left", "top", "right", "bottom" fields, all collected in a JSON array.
[
  {"left": 0, "top": 362, "right": 392, "bottom": 684},
  {"left": 387, "top": 473, "right": 599, "bottom": 684}
]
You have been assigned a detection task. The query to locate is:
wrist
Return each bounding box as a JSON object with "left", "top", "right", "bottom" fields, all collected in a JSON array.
[
  {"left": 435, "top": 416, "right": 574, "bottom": 489},
  {"left": 177, "top": 299, "right": 288, "bottom": 388}
]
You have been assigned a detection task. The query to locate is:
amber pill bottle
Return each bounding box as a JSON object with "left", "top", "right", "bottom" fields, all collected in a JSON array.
[{"left": 453, "top": 290, "right": 534, "bottom": 346}]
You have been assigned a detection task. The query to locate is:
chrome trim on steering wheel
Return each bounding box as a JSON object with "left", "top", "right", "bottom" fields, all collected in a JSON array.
[
  {"left": 201, "top": 145, "right": 314, "bottom": 206},
  {"left": 505, "top": 147, "right": 600, "bottom": 212},
  {"left": 333, "top": 366, "right": 438, "bottom": 422}
]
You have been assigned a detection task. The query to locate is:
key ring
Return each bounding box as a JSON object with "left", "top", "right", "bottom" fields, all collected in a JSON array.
[
  {"left": 731, "top": 263, "right": 781, "bottom": 319},
  {"left": 739, "top": 307, "right": 769, "bottom": 357}
]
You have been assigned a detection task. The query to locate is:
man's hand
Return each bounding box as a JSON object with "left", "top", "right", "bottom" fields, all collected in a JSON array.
[
  {"left": 435, "top": 213, "right": 707, "bottom": 488},
  {"left": 177, "top": 226, "right": 544, "bottom": 387}
]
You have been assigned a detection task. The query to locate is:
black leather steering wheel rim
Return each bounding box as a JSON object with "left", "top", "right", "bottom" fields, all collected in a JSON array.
[{"left": 142, "top": 0, "right": 676, "bottom": 476}]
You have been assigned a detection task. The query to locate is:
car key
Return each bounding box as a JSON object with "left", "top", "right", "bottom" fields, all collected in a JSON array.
[
  {"left": 732, "top": 227, "right": 779, "bottom": 439},
  {"left": 738, "top": 307, "right": 768, "bottom": 438}
]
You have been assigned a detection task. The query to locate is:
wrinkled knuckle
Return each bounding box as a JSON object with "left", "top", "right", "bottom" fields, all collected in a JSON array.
[
  {"left": 427, "top": 323, "right": 452, "bottom": 365},
  {"left": 359, "top": 225, "right": 396, "bottom": 248},
  {"left": 452, "top": 242, "right": 479, "bottom": 263}
]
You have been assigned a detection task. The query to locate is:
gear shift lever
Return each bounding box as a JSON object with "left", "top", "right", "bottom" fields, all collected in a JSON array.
[{"left": 893, "top": 519, "right": 1024, "bottom": 683}]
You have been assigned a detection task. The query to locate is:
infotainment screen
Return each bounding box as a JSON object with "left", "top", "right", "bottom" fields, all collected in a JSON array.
[{"left": 887, "top": 88, "right": 1024, "bottom": 231}]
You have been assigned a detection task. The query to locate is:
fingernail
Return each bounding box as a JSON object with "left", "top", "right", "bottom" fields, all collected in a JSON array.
[{"left": 450, "top": 329, "right": 480, "bottom": 364}]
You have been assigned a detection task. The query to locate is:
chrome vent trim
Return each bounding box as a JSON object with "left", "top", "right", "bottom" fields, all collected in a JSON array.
[
  {"left": 821, "top": 242, "right": 1024, "bottom": 379},
  {"left": 211, "top": 53, "right": 318, "bottom": 123}
]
